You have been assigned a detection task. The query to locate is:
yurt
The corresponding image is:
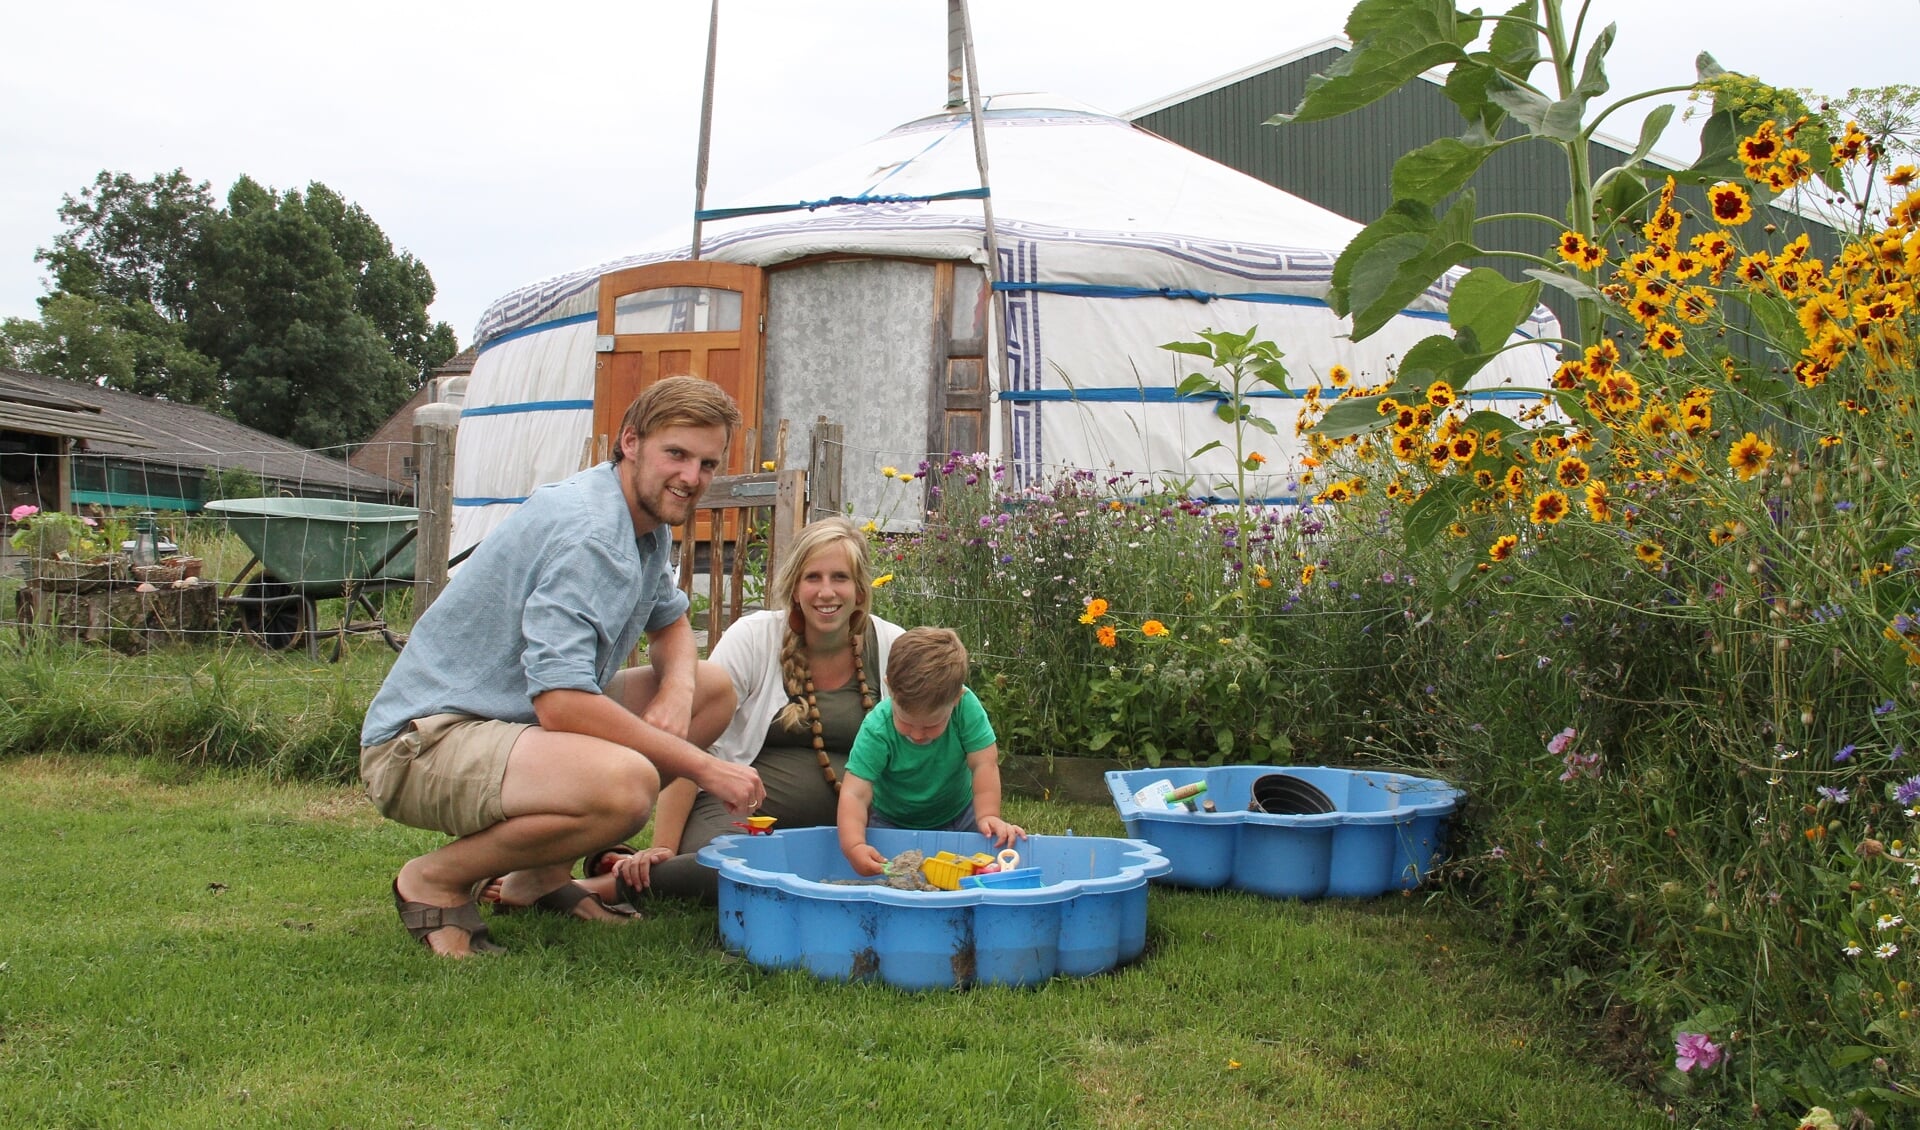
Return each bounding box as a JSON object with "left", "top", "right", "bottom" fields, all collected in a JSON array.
[{"left": 453, "top": 92, "right": 1559, "bottom": 554}]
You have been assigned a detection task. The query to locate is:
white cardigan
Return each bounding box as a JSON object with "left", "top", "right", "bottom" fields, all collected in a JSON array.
[{"left": 707, "top": 608, "right": 904, "bottom": 765}]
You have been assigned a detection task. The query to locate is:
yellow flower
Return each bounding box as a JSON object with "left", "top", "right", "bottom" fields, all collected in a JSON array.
[
  {"left": 881, "top": 466, "right": 898, "bottom": 479},
  {"left": 871, "top": 573, "right": 895, "bottom": 588},
  {"left": 1728, "top": 432, "right": 1774, "bottom": 481},
  {"left": 1096, "top": 625, "right": 1118, "bottom": 648},
  {"left": 1635, "top": 541, "right": 1664, "bottom": 566},
  {"left": 1530, "top": 490, "right": 1570, "bottom": 525},
  {"left": 1142, "top": 620, "right": 1169, "bottom": 638},
  {"left": 1328, "top": 364, "right": 1351, "bottom": 387},
  {"left": 861, "top": 520, "right": 878, "bottom": 534},
  {"left": 897, "top": 473, "right": 915, "bottom": 483},
  {"left": 1584, "top": 481, "right": 1612, "bottom": 523},
  {"left": 1554, "top": 457, "right": 1589, "bottom": 488},
  {"left": 761, "top": 460, "right": 777, "bottom": 471},
  {"left": 1489, "top": 534, "right": 1518, "bottom": 562},
  {"left": 1080, "top": 597, "right": 1109, "bottom": 624},
  {"left": 1643, "top": 321, "right": 1686, "bottom": 359},
  {"left": 1708, "top": 181, "right": 1753, "bottom": 226},
  {"left": 1299, "top": 564, "right": 1317, "bottom": 585},
  {"left": 1426, "top": 381, "right": 1456, "bottom": 410}
]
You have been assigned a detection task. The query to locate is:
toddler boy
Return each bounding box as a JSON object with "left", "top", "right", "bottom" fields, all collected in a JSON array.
[{"left": 837, "top": 627, "right": 1025, "bottom": 875}]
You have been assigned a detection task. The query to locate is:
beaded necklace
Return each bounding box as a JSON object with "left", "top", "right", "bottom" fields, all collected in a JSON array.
[{"left": 802, "top": 628, "right": 876, "bottom": 794}]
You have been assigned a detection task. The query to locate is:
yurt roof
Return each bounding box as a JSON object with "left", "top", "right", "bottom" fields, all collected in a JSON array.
[{"left": 474, "top": 93, "right": 1535, "bottom": 344}]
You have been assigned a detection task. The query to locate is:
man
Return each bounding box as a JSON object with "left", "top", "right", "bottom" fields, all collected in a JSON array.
[{"left": 361, "top": 376, "right": 764, "bottom": 957}]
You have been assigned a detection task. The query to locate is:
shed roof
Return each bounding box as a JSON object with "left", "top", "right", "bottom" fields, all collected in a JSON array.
[
  {"left": 0, "top": 375, "right": 151, "bottom": 447},
  {"left": 0, "top": 367, "right": 400, "bottom": 496}
]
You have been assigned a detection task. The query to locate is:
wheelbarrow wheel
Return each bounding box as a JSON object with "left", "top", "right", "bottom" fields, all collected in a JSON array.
[{"left": 237, "top": 576, "right": 309, "bottom": 651}]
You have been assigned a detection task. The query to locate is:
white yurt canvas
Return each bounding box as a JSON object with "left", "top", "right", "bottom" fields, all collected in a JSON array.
[{"left": 453, "top": 93, "right": 1559, "bottom": 554}]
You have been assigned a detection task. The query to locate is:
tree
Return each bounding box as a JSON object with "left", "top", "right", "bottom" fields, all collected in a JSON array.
[
  {"left": 0, "top": 292, "right": 220, "bottom": 404},
  {"left": 192, "top": 177, "right": 417, "bottom": 450},
  {"left": 13, "top": 168, "right": 459, "bottom": 442},
  {"left": 14, "top": 170, "right": 224, "bottom": 405},
  {"left": 38, "top": 169, "right": 215, "bottom": 321}
]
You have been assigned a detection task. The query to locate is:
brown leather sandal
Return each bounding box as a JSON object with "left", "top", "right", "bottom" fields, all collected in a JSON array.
[
  {"left": 581, "top": 844, "right": 638, "bottom": 879},
  {"left": 392, "top": 879, "right": 506, "bottom": 955}
]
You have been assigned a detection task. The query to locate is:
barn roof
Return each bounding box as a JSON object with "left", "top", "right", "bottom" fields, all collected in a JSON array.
[{"left": 0, "top": 367, "right": 400, "bottom": 496}]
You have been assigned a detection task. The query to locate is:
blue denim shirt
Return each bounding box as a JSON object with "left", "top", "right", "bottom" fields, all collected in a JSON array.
[{"left": 361, "top": 462, "right": 689, "bottom": 746}]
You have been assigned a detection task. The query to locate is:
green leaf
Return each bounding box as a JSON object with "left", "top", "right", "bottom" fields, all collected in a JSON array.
[
  {"left": 1349, "top": 194, "right": 1483, "bottom": 341},
  {"left": 1312, "top": 394, "right": 1394, "bottom": 439},
  {"left": 1214, "top": 402, "right": 1238, "bottom": 423},
  {"left": 1595, "top": 165, "right": 1653, "bottom": 232},
  {"left": 1395, "top": 334, "right": 1467, "bottom": 386},
  {"left": 1442, "top": 60, "right": 1505, "bottom": 138},
  {"left": 1524, "top": 267, "right": 1604, "bottom": 303},
  {"left": 1687, "top": 107, "right": 1746, "bottom": 181},
  {"left": 1487, "top": 73, "right": 1585, "bottom": 142},
  {"left": 1330, "top": 199, "right": 1437, "bottom": 316},
  {"left": 1246, "top": 415, "right": 1279, "bottom": 436},
  {"left": 1694, "top": 51, "right": 1726, "bottom": 83},
  {"left": 1189, "top": 439, "right": 1225, "bottom": 459},
  {"left": 1270, "top": 0, "right": 1476, "bottom": 125},
  {"left": 1175, "top": 372, "right": 1219, "bottom": 397},
  {"left": 1487, "top": 0, "right": 1541, "bottom": 77},
  {"left": 1392, "top": 138, "right": 1503, "bottom": 206},
  {"left": 1623, "top": 102, "right": 1674, "bottom": 168},
  {"left": 1448, "top": 267, "right": 1543, "bottom": 362},
  {"left": 1086, "top": 731, "right": 1116, "bottom": 752},
  {"left": 1724, "top": 289, "right": 1806, "bottom": 360},
  {"left": 1405, "top": 477, "right": 1478, "bottom": 550},
  {"left": 1161, "top": 340, "right": 1216, "bottom": 359},
  {"left": 1574, "top": 23, "right": 1615, "bottom": 99}
]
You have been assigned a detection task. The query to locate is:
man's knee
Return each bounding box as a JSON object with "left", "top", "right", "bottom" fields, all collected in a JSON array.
[{"left": 604, "top": 754, "right": 662, "bottom": 831}]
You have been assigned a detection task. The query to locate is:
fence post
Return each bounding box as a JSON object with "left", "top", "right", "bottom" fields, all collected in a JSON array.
[
  {"left": 412, "top": 402, "right": 460, "bottom": 617},
  {"left": 808, "top": 415, "right": 843, "bottom": 522}
]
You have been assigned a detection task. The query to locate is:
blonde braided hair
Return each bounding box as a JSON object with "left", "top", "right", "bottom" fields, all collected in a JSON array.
[{"left": 768, "top": 518, "right": 880, "bottom": 792}]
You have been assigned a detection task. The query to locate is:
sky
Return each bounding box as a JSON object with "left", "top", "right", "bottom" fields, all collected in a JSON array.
[{"left": 2, "top": 0, "right": 1913, "bottom": 347}]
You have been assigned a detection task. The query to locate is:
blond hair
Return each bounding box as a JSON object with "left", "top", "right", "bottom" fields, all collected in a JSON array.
[
  {"left": 772, "top": 517, "right": 878, "bottom": 730},
  {"left": 886, "top": 627, "right": 968, "bottom": 713},
  {"left": 612, "top": 376, "right": 742, "bottom": 462}
]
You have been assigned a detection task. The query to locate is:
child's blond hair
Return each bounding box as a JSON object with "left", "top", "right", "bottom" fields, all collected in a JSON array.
[{"left": 886, "top": 627, "right": 968, "bottom": 713}]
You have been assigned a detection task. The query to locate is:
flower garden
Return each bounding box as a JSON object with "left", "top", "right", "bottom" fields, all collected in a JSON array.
[{"left": 875, "top": 4, "right": 1919, "bottom": 1123}]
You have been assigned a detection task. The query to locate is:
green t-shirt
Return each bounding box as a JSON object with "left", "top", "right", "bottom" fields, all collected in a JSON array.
[{"left": 845, "top": 687, "right": 997, "bottom": 828}]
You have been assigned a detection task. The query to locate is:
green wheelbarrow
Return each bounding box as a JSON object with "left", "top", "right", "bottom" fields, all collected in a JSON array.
[{"left": 203, "top": 497, "right": 418, "bottom": 660}]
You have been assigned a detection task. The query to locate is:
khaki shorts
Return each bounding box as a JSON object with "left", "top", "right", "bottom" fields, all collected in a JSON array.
[{"left": 360, "top": 714, "right": 529, "bottom": 837}]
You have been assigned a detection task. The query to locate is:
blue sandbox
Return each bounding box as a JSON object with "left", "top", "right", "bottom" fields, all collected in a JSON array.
[
  {"left": 696, "top": 827, "right": 1170, "bottom": 990},
  {"left": 1106, "top": 766, "right": 1464, "bottom": 898}
]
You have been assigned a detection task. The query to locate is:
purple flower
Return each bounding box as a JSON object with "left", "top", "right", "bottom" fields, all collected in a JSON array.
[
  {"left": 1894, "top": 775, "right": 1920, "bottom": 807},
  {"left": 1834, "top": 500, "right": 1854, "bottom": 512},
  {"left": 1835, "top": 744, "right": 1857, "bottom": 764},
  {"left": 1674, "top": 1032, "right": 1723, "bottom": 1073},
  {"left": 1877, "top": 699, "right": 1897, "bottom": 716},
  {"left": 1817, "top": 786, "right": 1851, "bottom": 805}
]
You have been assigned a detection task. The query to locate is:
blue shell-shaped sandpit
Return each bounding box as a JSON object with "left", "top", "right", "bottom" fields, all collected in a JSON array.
[
  {"left": 1105, "top": 766, "right": 1464, "bottom": 898},
  {"left": 696, "top": 827, "right": 1170, "bottom": 990}
]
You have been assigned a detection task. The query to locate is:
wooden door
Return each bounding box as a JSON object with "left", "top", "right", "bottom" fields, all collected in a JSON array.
[{"left": 593, "top": 261, "right": 766, "bottom": 469}]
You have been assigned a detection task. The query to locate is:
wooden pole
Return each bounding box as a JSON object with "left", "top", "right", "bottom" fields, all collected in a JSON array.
[
  {"left": 412, "top": 402, "right": 460, "bottom": 617},
  {"left": 953, "top": 0, "right": 1015, "bottom": 486},
  {"left": 808, "top": 416, "right": 844, "bottom": 523},
  {"left": 690, "top": 0, "right": 721, "bottom": 261}
]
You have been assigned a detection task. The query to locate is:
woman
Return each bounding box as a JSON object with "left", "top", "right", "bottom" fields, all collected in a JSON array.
[{"left": 597, "top": 516, "right": 903, "bottom": 904}]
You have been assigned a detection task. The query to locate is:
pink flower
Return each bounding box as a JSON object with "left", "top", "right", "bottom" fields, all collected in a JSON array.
[
  {"left": 9, "top": 504, "right": 38, "bottom": 522},
  {"left": 1674, "top": 1032, "right": 1722, "bottom": 1072},
  {"left": 1545, "top": 726, "right": 1577, "bottom": 755}
]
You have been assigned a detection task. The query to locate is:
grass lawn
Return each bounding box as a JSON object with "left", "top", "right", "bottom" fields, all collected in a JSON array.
[{"left": 0, "top": 756, "right": 1669, "bottom": 1128}]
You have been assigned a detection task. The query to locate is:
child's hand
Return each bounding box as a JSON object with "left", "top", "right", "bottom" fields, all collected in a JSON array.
[
  {"left": 979, "top": 815, "right": 1026, "bottom": 847},
  {"left": 848, "top": 842, "right": 890, "bottom": 876}
]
